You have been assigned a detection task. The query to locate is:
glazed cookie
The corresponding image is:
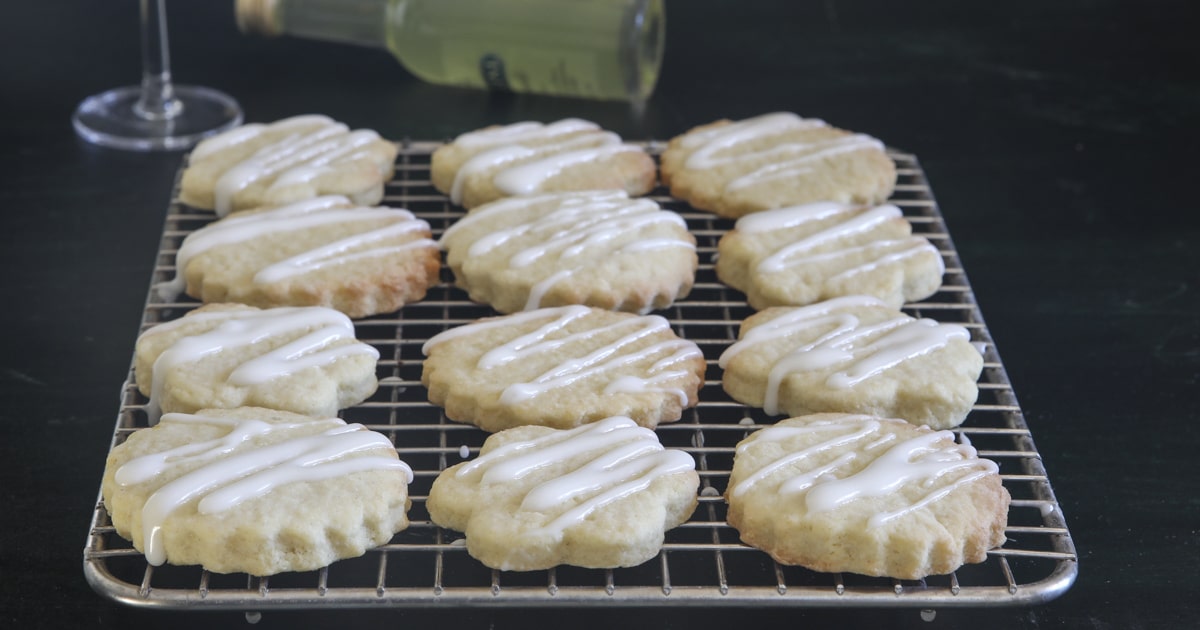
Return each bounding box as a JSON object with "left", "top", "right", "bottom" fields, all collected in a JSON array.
[
  {"left": 719, "top": 296, "right": 981, "bottom": 429},
  {"left": 102, "top": 407, "right": 412, "bottom": 576},
  {"left": 431, "top": 118, "right": 656, "bottom": 209},
  {"left": 421, "top": 305, "right": 705, "bottom": 432},
  {"left": 726, "top": 413, "right": 1009, "bottom": 579},
  {"left": 181, "top": 114, "right": 398, "bottom": 217},
  {"left": 156, "top": 195, "right": 440, "bottom": 318},
  {"left": 134, "top": 304, "right": 380, "bottom": 421},
  {"left": 426, "top": 416, "right": 698, "bottom": 571},
  {"left": 715, "top": 201, "right": 943, "bottom": 310},
  {"left": 660, "top": 112, "right": 896, "bottom": 218},
  {"left": 439, "top": 190, "right": 697, "bottom": 314}
]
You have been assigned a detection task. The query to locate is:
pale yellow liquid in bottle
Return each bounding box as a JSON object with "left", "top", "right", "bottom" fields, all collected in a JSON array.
[{"left": 382, "top": 0, "right": 664, "bottom": 101}]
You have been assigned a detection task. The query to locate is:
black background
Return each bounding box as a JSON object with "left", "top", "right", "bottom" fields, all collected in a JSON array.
[{"left": 1, "top": 1, "right": 1197, "bottom": 628}]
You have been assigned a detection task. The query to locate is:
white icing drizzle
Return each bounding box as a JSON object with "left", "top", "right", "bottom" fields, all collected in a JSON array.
[
  {"left": 825, "top": 240, "right": 944, "bottom": 284},
  {"left": 735, "top": 201, "right": 849, "bottom": 233},
  {"left": 451, "top": 132, "right": 623, "bottom": 203},
  {"left": 447, "top": 119, "right": 643, "bottom": 204},
  {"left": 206, "top": 116, "right": 386, "bottom": 217},
  {"left": 115, "top": 413, "right": 340, "bottom": 485},
  {"left": 524, "top": 269, "right": 574, "bottom": 312},
  {"left": 470, "top": 193, "right": 685, "bottom": 266},
  {"left": 738, "top": 203, "right": 942, "bottom": 278},
  {"left": 254, "top": 229, "right": 435, "bottom": 284},
  {"left": 731, "top": 416, "right": 996, "bottom": 529},
  {"left": 190, "top": 124, "right": 267, "bottom": 162},
  {"left": 679, "top": 113, "right": 822, "bottom": 154},
  {"left": 145, "top": 307, "right": 379, "bottom": 422},
  {"left": 757, "top": 205, "right": 899, "bottom": 272},
  {"left": 679, "top": 112, "right": 885, "bottom": 192},
  {"left": 452, "top": 118, "right": 599, "bottom": 149},
  {"left": 492, "top": 142, "right": 642, "bottom": 196},
  {"left": 190, "top": 115, "right": 334, "bottom": 162},
  {"left": 450, "top": 145, "right": 535, "bottom": 204},
  {"left": 424, "top": 304, "right": 593, "bottom": 366},
  {"left": 156, "top": 196, "right": 434, "bottom": 300},
  {"left": 454, "top": 416, "right": 694, "bottom": 537},
  {"left": 729, "top": 417, "right": 880, "bottom": 498},
  {"left": 116, "top": 411, "right": 411, "bottom": 566},
  {"left": 726, "top": 135, "right": 885, "bottom": 191},
  {"left": 718, "top": 295, "right": 882, "bottom": 370},
  {"left": 718, "top": 296, "right": 970, "bottom": 415},
  {"left": 440, "top": 191, "right": 693, "bottom": 313},
  {"left": 601, "top": 339, "right": 704, "bottom": 407},
  {"left": 423, "top": 306, "right": 701, "bottom": 407}
]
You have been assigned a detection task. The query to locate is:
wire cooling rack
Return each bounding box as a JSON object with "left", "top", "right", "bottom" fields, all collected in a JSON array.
[{"left": 84, "top": 141, "right": 1077, "bottom": 611}]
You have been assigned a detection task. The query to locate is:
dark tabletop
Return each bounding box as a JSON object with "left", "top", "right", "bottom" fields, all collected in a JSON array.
[{"left": 2, "top": 1, "right": 1198, "bottom": 628}]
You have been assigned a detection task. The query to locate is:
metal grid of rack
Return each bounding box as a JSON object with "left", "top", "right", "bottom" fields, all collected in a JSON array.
[{"left": 84, "top": 142, "right": 1077, "bottom": 610}]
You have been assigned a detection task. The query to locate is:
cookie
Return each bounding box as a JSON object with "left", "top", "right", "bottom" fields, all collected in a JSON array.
[
  {"left": 426, "top": 416, "right": 698, "bottom": 571},
  {"left": 719, "top": 296, "right": 981, "bottom": 429},
  {"left": 439, "top": 190, "right": 697, "bottom": 314},
  {"left": 715, "top": 201, "right": 943, "bottom": 310},
  {"left": 134, "top": 304, "right": 380, "bottom": 421},
  {"left": 726, "top": 413, "right": 1009, "bottom": 579},
  {"left": 101, "top": 407, "right": 412, "bottom": 576},
  {"left": 181, "top": 114, "right": 398, "bottom": 217},
  {"left": 156, "top": 195, "right": 440, "bottom": 318},
  {"left": 431, "top": 118, "right": 656, "bottom": 209},
  {"left": 421, "top": 305, "right": 705, "bottom": 432},
  {"left": 660, "top": 112, "right": 896, "bottom": 218}
]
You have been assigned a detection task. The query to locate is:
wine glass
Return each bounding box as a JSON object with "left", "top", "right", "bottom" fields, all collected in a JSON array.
[{"left": 73, "top": 0, "right": 243, "bottom": 151}]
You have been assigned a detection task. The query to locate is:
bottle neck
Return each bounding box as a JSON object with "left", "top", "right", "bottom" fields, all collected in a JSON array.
[{"left": 237, "top": 0, "right": 391, "bottom": 50}]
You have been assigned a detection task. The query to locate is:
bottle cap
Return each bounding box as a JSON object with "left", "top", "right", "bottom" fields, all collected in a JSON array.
[{"left": 235, "top": 0, "right": 282, "bottom": 37}]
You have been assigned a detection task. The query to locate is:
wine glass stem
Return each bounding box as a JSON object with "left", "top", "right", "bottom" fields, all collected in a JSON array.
[{"left": 134, "top": 0, "right": 183, "bottom": 121}]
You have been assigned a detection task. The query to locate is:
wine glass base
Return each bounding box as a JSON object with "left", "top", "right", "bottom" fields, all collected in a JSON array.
[{"left": 73, "top": 84, "right": 243, "bottom": 152}]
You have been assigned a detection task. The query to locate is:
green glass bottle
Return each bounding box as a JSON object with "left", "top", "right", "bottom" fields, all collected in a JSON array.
[{"left": 236, "top": 0, "right": 665, "bottom": 101}]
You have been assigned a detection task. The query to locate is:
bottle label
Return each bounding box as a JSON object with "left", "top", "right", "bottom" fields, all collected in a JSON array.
[
  {"left": 479, "top": 53, "right": 510, "bottom": 91},
  {"left": 446, "top": 42, "right": 603, "bottom": 97}
]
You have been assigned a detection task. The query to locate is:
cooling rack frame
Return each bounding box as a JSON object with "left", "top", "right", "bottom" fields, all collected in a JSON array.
[{"left": 83, "top": 141, "right": 1077, "bottom": 611}]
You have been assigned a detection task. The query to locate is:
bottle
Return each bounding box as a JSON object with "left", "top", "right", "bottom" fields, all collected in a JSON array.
[{"left": 235, "top": 0, "right": 665, "bottom": 102}]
